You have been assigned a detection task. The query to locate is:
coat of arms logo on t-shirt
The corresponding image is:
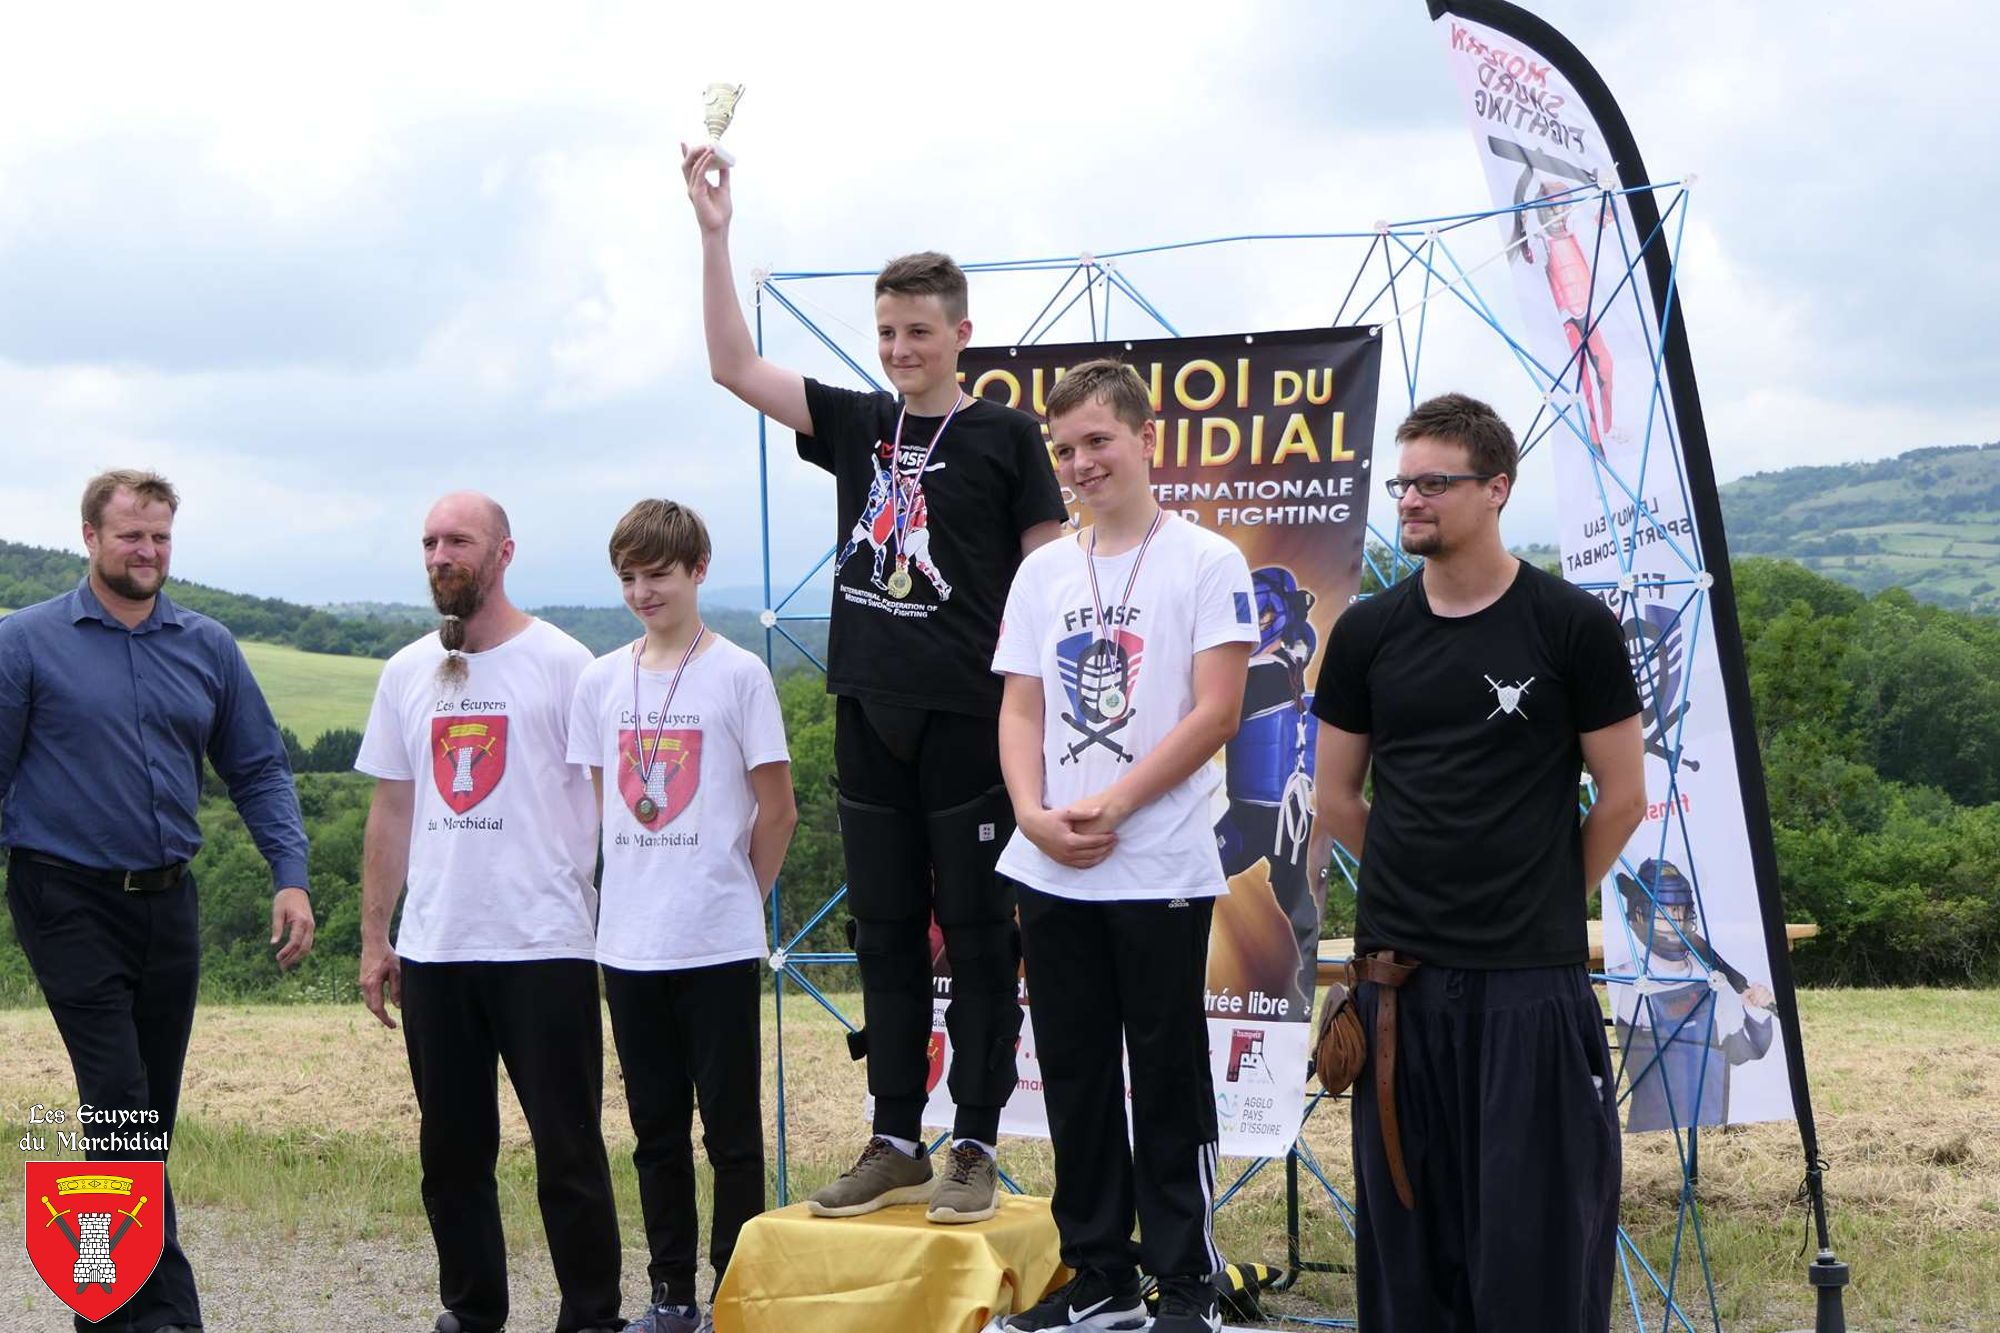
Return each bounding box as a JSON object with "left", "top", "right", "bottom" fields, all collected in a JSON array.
[
  {"left": 1056, "top": 628, "right": 1145, "bottom": 765},
  {"left": 431, "top": 715, "right": 509, "bottom": 812},
  {"left": 618, "top": 729, "right": 703, "bottom": 829}
]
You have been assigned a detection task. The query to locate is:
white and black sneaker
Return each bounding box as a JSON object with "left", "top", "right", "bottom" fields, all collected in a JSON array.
[
  {"left": 1002, "top": 1268, "right": 1148, "bottom": 1330},
  {"left": 1151, "top": 1275, "right": 1223, "bottom": 1332}
]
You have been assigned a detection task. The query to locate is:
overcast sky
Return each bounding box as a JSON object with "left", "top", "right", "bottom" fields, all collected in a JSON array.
[{"left": 1, "top": 1, "right": 1991, "bottom": 610}]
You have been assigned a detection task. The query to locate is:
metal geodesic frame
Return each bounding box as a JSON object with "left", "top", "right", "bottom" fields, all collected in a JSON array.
[{"left": 748, "top": 181, "right": 1812, "bottom": 1331}]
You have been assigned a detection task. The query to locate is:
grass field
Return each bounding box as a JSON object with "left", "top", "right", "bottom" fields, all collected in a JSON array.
[
  {"left": 1, "top": 988, "right": 1993, "bottom": 1330},
  {"left": 236, "top": 639, "right": 382, "bottom": 743}
]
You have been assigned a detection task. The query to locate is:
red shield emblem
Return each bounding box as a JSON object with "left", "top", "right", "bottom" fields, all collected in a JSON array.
[
  {"left": 24, "top": 1161, "right": 167, "bottom": 1323},
  {"left": 925, "top": 1030, "right": 948, "bottom": 1095},
  {"left": 432, "top": 715, "right": 509, "bottom": 813},
  {"left": 617, "top": 729, "right": 702, "bottom": 829}
]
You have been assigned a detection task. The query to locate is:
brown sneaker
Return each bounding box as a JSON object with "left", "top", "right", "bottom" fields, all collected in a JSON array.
[
  {"left": 806, "top": 1136, "right": 935, "bottom": 1217},
  {"left": 925, "top": 1142, "right": 999, "bottom": 1224}
]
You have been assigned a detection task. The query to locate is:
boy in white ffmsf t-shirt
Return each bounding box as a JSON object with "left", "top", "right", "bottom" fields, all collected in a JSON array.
[
  {"left": 993, "top": 363, "right": 1256, "bottom": 1333},
  {"left": 566, "top": 500, "right": 797, "bottom": 1333}
]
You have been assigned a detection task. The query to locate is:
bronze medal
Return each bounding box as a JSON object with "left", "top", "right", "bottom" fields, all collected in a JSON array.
[{"left": 630, "top": 628, "right": 706, "bottom": 827}]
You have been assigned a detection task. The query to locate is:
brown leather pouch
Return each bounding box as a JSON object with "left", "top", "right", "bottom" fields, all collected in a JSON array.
[{"left": 1313, "top": 967, "right": 1369, "bottom": 1097}]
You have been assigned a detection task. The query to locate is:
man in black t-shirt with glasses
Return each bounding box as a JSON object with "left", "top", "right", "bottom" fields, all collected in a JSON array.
[
  {"left": 1307, "top": 393, "right": 1647, "bottom": 1332},
  {"left": 683, "top": 144, "right": 1067, "bottom": 1226}
]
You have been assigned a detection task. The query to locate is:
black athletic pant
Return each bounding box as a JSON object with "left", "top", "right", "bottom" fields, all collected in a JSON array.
[
  {"left": 400, "top": 958, "right": 622, "bottom": 1333},
  {"left": 1017, "top": 884, "right": 1221, "bottom": 1282},
  {"left": 834, "top": 696, "right": 1020, "bottom": 1145},
  {"left": 603, "top": 960, "right": 764, "bottom": 1306},
  {"left": 5, "top": 851, "right": 202, "bottom": 1333},
  {"left": 1351, "top": 963, "right": 1621, "bottom": 1333}
]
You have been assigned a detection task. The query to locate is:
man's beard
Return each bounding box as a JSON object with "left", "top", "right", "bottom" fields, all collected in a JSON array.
[
  {"left": 430, "top": 560, "right": 494, "bottom": 678},
  {"left": 95, "top": 558, "right": 166, "bottom": 602},
  {"left": 1399, "top": 522, "right": 1443, "bottom": 557},
  {"left": 430, "top": 562, "right": 489, "bottom": 620}
]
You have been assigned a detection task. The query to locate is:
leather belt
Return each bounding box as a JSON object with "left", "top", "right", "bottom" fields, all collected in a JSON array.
[
  {"left": 1353, "top": 949, "right": 1422, "bottom": 1210},
  {"left": 19, "top": 851, "right": 188, "bottom": 894}
]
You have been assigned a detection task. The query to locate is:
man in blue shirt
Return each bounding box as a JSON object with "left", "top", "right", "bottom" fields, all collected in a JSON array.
[{"left": 1, "top": 468, "right": 314, "bottom": 1333}]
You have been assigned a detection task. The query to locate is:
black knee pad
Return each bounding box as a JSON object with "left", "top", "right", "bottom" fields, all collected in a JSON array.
[
  {"left": 941, "top": 919, "right": 1022, "bottom": 998},
  {"left": 939, "top": 922, "right": 1025, "bottom": 1102},
  {"left": 850, "top": 917, "right": 932, "bottom": 993},
  {"left": 837, "top": 792, "right": 930, "bottom": 921},
  {"left": 926, "top": 785, "right": 1014, "bottom": 927}
]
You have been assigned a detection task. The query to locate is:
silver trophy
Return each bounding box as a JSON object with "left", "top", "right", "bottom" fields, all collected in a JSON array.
[{"left": 702, "top": 82, "right": 746, "bottom": 168}]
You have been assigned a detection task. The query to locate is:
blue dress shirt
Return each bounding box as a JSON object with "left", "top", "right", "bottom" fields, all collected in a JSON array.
[{"left": 0, "top": 580, "right": 309, "bottom": 888}]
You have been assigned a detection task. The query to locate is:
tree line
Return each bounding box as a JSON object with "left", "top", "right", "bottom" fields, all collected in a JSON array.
[
  {"left": 2, "top": 555, "right": 1996, "bottom": 1004},
  {"left": 0, "top": 541, "right": 829, "bottom": 666},
  {"left": 1, "top": 540, "right": 415, "bottom": 658}
]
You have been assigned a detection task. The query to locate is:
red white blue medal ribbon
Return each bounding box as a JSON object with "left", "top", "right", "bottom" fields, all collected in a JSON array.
[
  {"left": 629, "top": 626, "right": 705, "bottom": 821},
  {"left": 1083, "top": 511, "right": 1164, "bottom": 719},
  {"left": 885, "top": 393, "right": 967, "bottom": 594}
]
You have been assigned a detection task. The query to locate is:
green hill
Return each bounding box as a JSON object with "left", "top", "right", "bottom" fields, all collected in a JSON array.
[
  {"left": 1, "top": 542, "right": 828, "bottom": 667},
  {"left": 237, "top": 640, "right": 382, "bottom": 743},
  {"left": 0, "top": 540, "right": 413, "bottom": 657},
  {"left": 1, "top": 540, "right": 823, "bottom": 742},
  {"left": 1719, "top": 442, "right": 2000, "bottom": 613}
]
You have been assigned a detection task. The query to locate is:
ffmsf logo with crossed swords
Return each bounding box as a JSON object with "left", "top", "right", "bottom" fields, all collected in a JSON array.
[{"left": 1056, "top": 628, "right": 1145, "bottom": 765}]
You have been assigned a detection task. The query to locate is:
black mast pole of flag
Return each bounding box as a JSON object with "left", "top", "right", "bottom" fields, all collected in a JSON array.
[{"left": 1423, "top": 2, "right": 1847, "bottom": 1328}]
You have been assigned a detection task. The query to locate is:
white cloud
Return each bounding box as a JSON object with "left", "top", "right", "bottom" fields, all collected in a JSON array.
[{"left": 1, "top": 0, "right": 1994, "bottom": 607}]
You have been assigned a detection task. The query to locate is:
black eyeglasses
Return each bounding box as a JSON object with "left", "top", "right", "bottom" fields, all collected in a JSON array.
[{"left": 1383, "top": 472, "right": 1499, "bottom": 499}]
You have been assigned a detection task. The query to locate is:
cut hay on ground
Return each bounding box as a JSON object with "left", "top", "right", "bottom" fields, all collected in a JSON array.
[{"left": 1, "top": 988, "right": 1994, "bottom": 1331}]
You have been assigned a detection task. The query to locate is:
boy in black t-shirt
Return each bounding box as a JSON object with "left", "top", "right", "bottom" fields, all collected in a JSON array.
[
  {"left": 1307, "top": 394, "right": 1647, "bottom": 1332},
  {"left": 683, "top": 145, "right": 1068, "bottom": 1225}
]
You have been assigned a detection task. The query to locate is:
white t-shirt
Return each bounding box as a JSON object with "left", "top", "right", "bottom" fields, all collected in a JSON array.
[
  {"left": 992, "top": 513, "right": 1257, "bottom": 901},
  {"left": 355, "top": 619, "right": 599, "bottom": 963},
  {"left": 566, "top": 635, "right": 791, "bottom": 971}
]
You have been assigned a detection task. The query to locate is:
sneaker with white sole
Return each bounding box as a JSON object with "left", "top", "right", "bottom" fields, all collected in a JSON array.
[
  {"left": 1001, "top": 1268, "right": 1148, "bottom": 1330},
  {"left": 625, "top": 1282, "right": 703, "bottom": 1333},
  {"left": 806, "top": 1136, "right": 934, "bottom": 1217},
  {"left": 1151, "top": 1275, "right": 1223, "bottom": 1332},
  {"left": 927, "top": 1142, "right": 999, "bottom": 1224}
]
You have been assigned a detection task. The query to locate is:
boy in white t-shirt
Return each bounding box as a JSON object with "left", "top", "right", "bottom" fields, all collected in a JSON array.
[
  {"left": 993, "top": 363, "right": 1256, "bottom": 1333},
  {"left": 566, "top": 499, "right": 797, "bottom": 1333}
]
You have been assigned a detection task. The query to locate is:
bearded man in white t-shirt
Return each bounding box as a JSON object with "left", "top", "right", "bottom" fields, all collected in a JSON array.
[{"left": 355, "top": 492, "right": 623, "bottom": 1333}]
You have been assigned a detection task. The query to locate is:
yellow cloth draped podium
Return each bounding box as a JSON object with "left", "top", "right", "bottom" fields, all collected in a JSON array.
[{"left": 712, "top": 1196, "right": 1066, "bottom": 1333}]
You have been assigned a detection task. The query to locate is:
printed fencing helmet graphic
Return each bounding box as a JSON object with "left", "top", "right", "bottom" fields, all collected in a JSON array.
[{"left": 1060, "top": 627, "right": 1145, "bottom": 724}]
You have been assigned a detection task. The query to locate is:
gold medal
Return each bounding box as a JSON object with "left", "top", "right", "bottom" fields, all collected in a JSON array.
[
  {"left": 881, "top": 394, "right": 966, "bottom": 603},
  {"left": 636, "top": 796, "right": 658, "bottom": 822}
]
